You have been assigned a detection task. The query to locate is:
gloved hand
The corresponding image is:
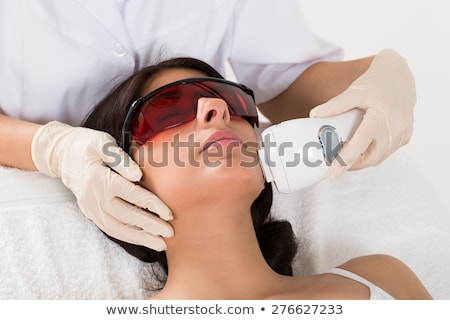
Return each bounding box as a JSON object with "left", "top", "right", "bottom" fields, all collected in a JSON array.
[
  {"left": 31, "top": 121, "right": 173, "bottom": 251},
  {"left": 309, "top": 49, "right": 416, "bottom": 180}
]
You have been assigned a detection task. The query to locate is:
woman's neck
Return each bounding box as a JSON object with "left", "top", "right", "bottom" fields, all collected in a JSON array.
[{"left": 154, "top": 204, "right": 287, "bottom": 299}]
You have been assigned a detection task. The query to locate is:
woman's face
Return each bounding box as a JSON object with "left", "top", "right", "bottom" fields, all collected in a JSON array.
[{"left": 134, "top": 68, "right": 265, "bottom": 213}]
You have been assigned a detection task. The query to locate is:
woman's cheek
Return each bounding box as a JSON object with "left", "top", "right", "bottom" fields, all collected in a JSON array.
[{"left": 139, "top": 150, "right": 197, "bottom": 204}]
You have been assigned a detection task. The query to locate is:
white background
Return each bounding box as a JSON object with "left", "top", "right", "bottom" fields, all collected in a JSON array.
[{"left": 300, "top": 0, "right": 450, "bottom": 211}]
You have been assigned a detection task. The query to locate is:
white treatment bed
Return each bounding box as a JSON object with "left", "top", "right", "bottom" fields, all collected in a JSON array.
[{"left": 1, "top": 148, "right": 449, "bottom": 299}]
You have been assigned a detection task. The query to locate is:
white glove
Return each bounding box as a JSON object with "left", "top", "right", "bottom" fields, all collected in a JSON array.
[
  {"left": 31, "top": 121, "right": 173, "bottom": 251},
  {"left": 309, "top": 49, "right": 416, "bottom": 180}
]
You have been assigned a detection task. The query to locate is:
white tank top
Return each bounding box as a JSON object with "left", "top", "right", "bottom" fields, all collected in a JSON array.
[{"left": 328, "top": 268, "right": 395, "bottom": 300}]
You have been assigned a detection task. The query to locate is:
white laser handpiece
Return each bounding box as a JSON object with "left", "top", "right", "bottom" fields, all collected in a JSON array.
[{"left": 258, "top": 109, "right": 364, "bottom": 193}]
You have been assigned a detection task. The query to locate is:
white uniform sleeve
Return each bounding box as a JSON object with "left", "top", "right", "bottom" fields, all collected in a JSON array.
[
  {"left": 228, "top": 0, "right": 343, "bottom": 104},
  {"left": 0, "top": 0, "right": 342, "bottom": 124}
]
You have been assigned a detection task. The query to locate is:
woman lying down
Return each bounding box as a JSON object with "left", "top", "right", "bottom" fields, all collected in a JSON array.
[{"left": 83, "top": 57, "right": 431, "bottom": 300}]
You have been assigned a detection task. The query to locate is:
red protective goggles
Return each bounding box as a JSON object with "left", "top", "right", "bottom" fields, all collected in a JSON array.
[{"left": 120, "top": 77, "right": 259, "bottom": 153}]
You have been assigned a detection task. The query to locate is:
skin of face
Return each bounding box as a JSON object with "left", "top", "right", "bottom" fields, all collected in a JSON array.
[{"left": 133, "top": 68, "right": 265, "bottom": 216}]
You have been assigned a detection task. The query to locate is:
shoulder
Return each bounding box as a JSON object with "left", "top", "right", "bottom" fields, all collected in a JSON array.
[{"left": 339, "top": 254, "right": 432, "bottom": 299}]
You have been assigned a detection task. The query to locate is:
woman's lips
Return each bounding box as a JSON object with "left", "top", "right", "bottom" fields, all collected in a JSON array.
[{"left": 202, "top": 130, "right": 242, "bottom": 152}]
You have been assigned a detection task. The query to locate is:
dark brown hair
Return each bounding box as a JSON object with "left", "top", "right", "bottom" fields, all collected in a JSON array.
[{"left": 83, "top": 57, "right": 298, "bottom": 288}]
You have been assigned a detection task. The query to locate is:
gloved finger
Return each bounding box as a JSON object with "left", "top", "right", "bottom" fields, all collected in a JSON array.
[
  {"left": 108, "top": 197, "right": 174, "bottom": 238},
  {"left": 309, "top": 90, "right": 364, "bottom": 118},
  {"left": 350, "top": 140, "right": 379, "bottom": 170},
  {"left": 124, "top": 228, "right": 167, "bottom": 252},
  {"left": 99, "top": 215, "right": 167, "bottom": 251},
  {"left": 349, "top": 109, "right": 392, "bottom": 170},
  {"left": 326, "top": 113, "right": 377, "bottom": 180},
  {"left": 100, "top": 141, "right": 143, "bottom": 182},
  {"left": 110, "top": 173, "right": 173, "bottom": 221}
]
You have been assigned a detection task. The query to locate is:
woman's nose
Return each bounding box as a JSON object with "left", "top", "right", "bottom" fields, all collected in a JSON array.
[{"left": 196, "top": 98, "right": 231, "bottom": 128}]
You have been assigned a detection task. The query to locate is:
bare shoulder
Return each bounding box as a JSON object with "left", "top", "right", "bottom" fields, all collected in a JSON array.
[{"left": 339, "top": 254, "right": 432, "bottom": 299}]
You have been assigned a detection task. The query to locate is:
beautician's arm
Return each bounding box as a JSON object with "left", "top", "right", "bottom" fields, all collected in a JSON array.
[
  {"left": 260, "top": 49, "right": 416, "bottom": 179},
  {"left": 258, "top": 56, "right": 374, "bottom": 123},
  {"left": 0, "top": 114, "right": 39, "bottom": 170}
]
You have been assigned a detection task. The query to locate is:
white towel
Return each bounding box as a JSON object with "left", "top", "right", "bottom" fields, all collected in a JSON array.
[
  {"left": 0, "top": 167, "right": 158, "bottom": 299},
  {"left": 270, "top": 150, "right": 450, "bottom": 299},
  {"left": 1, "top": 149, "right": 449, "bottom": 299}
]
